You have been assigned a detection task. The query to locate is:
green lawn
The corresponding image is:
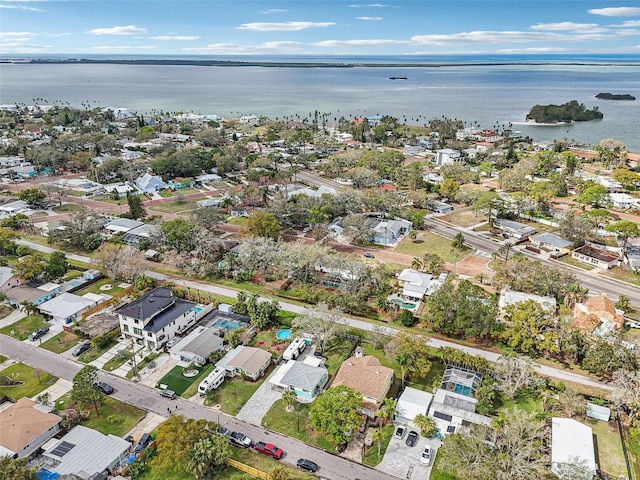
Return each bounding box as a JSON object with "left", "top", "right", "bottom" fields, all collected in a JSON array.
[
  {"left": 230, "top": 447, "right": 316, "bottom": 480},
  {"left": 363, "top": 424, "right": 395, "bottom": 466},
  {"left": 78, "top": 340, "right": 117, "bottom": 363},
  {"left": 0, "top": 355, "right": 6, "bottom": 364},
  {"left": 127, "top": 352, "right": 162, "bottom": 379},
  {"left": 155, "top": 365, "right": 204, "bottom": 396},
  {"left": 587, "top": 418, "right": 627, "bottom": 479},
  {"left": 59, "top": 394, "right": 146, "bottom": 437},
  {"left": 74, "top": 277, "right": 126, "bottom": 296},
  {"left": 63, "top": 270, "right": 84, "bottom": 281},
  {"left": 625, "top": 426, "right": 640, "bottom": 479},
  {"left": 261, "top": 398, "right": 334, "bottom": 451},
  {"left": 323, "top": 337, "right": 358, "bottom": 376},
  {"left": 604, "top": 268, "right": 640, "bottom": 287},
  {"left": 559, "top": 255, "right": 595, "bottom": 271},
  {"left": 0, "top": 315, "right": 49, "bottom": 341},
  {"left": 52, "top": 203, "right": 86, "bottom": 214},
  {"left": 205, "top": 374, "right": 269, "bottom": 415},
  {"left": 181, "top": 364, "right": 215, "bottom": 398},
  {"left": 0, "top": 362, "right": 57, "bottom": 399},
  {"left": 394, "top": 231, "right": 471, "bottom": 262},
  {"left": 0, "top": 304, "right": 13, "bottom": 319},
  {"left": 40, "top": 331, "right": 81, "bottom": 353},
  {"left": 102, "top": 348, "right": 133, "bottom": 372},
  {"left": 148, "top": 199, "right": 200, "bottom": 214},
  {"left": 429, "top": 442, "right": 459, "bottom": 480}
]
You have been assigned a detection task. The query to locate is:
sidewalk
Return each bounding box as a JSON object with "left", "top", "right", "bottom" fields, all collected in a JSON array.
[
  {"left": 31, "top": 378, "right": 73, "bottom": 403},
  {"left": 0, "top": 309, "right": 26, "bottom": 329}
]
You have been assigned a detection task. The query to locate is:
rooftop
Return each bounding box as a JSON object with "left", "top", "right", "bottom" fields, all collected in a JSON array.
[
  {"left": 331, "top": 355, "right": 394, "bottom": 404},
  {"left": 551, "top": 418, "right": 596, "bottom": 475},
  {"left": 0, "top": 398, "right": 61, "bottom": 455},
  {"left": 573, "top": 245, "right": 618, "bottom": 263}
]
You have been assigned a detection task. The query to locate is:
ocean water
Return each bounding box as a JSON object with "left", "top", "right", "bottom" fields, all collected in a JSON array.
[{"left": 1, "top": 58, "right": 639, "bottom": 151}]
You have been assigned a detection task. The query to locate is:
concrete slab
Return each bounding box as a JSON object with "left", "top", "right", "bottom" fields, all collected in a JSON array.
[
  {"left": 236, "top": 369, "right": 282, "bottom": 426},
  {"left": 123, "top": 412, "right": 166, "bottom": 443},
  {"left": 31, "top": 378, "right": 73, "bottom": 403},
  {"left": 376, "top": 427, "right": 440, "bottom": 479}
]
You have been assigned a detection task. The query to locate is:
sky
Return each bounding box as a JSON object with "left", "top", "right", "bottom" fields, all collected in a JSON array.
[{"left": 1, "top": 1, "right": 640, "bottom": 56}]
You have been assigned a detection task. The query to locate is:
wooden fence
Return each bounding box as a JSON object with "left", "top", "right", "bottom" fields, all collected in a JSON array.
[
  {"left": 81, "top": 285, "right": 134, "bottom": 320},
  {"left": 225, "top": 458, "right": 271, "bottom": 479}
]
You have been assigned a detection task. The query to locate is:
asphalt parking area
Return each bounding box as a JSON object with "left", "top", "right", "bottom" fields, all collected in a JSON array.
[{"left": 376, "top": 425, "right": 440, "bottom": 479}]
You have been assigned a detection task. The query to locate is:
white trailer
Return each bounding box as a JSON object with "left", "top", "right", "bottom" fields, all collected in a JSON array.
[{"left": 198, "top": 366, "right": 226, "bottom": 395}]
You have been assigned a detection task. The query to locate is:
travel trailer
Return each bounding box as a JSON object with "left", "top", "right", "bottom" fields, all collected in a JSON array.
[
  {"left": 198, "top": 366, "right": 226, "bottom": 396},
  {"left": 283, "top": 337, "right": 307, "bottom": 361}
]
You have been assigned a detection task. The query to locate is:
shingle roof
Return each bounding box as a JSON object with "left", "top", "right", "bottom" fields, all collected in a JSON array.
[
  {"left": 331, "top": 355, "right": 394, "bottom": 404},
  {"left": 280, "top": 361, "right": 327, "bottom": 391},
  {"left": 0, "top": 398, "right": 61, "bottom": 454},
  {"left": 116, "top": 286, "right": 175, "bottom": 321}
]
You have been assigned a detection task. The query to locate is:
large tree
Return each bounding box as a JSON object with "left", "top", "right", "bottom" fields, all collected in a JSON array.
[
  {"left": 0, "top": 456, "right": 38, "bottom": 480},
  {"left": 577, "top": 184, "right": 609, "bottom": 208},
  {"left": 186, "top": 434, "right": 231, "bottom": 480},
  {"left": 13, "top": 254, "right": 46, "bottom": 281},
  {"left": 127, "top": 191, "right": 146, "bottom": 220},
  {"left": 17, "top": 187, "right": 45, "bottom": 206},
  {"left": 93, "top": 244, "right": 146, "bottom": 282},
  {"left": 44, "top": 250, "right": 69, "bottom": 281},
  {"left": 384, "top": 332, "right": 431, "bottom": 386},
  {"left": 241, "top": 211, "right": 282, "bottom": 239},
  {"left": 292, "top": 303, "right": 346, "bottom": 353},
  {"left": 151, "top": 415, "right": 217, "bottom": 473},
  {"left": 494, "top": 355, "right": 542, "bottom": 400},
  {"left": 71, "top": 365, "right": 103, "bottom": 416},
  {"left": 310, "top": 385, "right": 363, "bottom": 445},
  {"left": 48, "top": 209, "right": 105, "bottom": 251},
  {"left": 605, "top": 220, "right": 640, "bottom": 260},
  {"left": 501, "top": 300, "right": 558, "bottom": 355}
]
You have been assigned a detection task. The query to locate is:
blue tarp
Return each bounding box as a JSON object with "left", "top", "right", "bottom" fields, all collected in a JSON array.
[
  {"left": 125, "top": 453, "right": 138, "bottom": 465},
  {"left": 37, "top": 469, "right": 60, "bottom": 480}
]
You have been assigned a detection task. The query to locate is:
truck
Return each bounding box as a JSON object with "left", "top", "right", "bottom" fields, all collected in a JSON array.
[
  {"left": 198, "top": 366, "right": 226, "bottom": 396},
  {"left": 253, "top": 441, "right": 284, "bottom": 459},
  {"left": 228, "top": 431, "right": 253, "bottom": 448}
]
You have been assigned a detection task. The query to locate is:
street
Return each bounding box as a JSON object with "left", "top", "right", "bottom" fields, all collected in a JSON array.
[{"left": 0, "top": 336, "right": 395, "bottom": 480}]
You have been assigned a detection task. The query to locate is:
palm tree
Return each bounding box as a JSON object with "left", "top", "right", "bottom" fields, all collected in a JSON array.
[
  {"left": 450, "top": 232, "right": 466, "bottom": 274},
  {"left": 493, "top": 241, "right": 514, "bottom": 263},
  {"left": 376, "top": 397, "right": 397, "bottom": 425},
  {"left": 19, "top": 301, "right": 37, "bottom": 316},
  {"left": 562, "top": 281, "right": 588, "bottom": 308},
  {"left": 409, "top": 230, "right": 418, "bottom": 243},
  {"left": 413, "top": 413, "right": 437, "bottom": 437},
  {"left": 411, "top": 257, "right": 423, "bottom": 271},
  {"left": 396, "top": 353, "right": 410, "bottom": 388},
  {"left": 475, "top": 272, "right": 487, "bottom": 285},
  {"left": 373, "top": 428, "right": 385, "bottom": 456}
]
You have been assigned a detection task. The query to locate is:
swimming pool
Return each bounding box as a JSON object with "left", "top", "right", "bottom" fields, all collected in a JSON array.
[
  {"left": 276, "top": 329, "right": 292, "bottom": 340},
  {"left": 211, "top": 318, "right": 245, "bottom": 331},
  {"left": 390, "top": 299, "right": 416, "bottom": 310},
  {"left": 194, "top": 306, "right": 203, "bottom": 314},
  {"left": 69, "top": 280, "right": 82, "bottom": 287}
]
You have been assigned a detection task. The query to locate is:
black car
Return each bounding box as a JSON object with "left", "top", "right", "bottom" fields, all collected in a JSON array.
[
  {"left": 134, "top": 433, "right": 152, "bottom": 453},
  {"left": 296, "top": 458, "right": 319, "bottom": 473},
  {"left": 28, "top": 327, "right": 50, "bottom": 341},
  {"left": 94, "top": 382, "right": 114, "bottom": 395},
  {"left": 72, "top": 342, "right": 91, "bottom": 357},
  {"left": 406, "top": 430, "right": 419, "bottom": 447}
]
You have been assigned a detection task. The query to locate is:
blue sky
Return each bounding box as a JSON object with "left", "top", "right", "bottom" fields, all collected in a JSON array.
[{"left": 1, "top": 1, "right": 640, "bottom": 56}]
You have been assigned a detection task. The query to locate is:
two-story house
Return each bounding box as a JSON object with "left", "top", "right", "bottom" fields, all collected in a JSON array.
[{"left": 116, "top": 287, "right": 197, "bottom": 350}]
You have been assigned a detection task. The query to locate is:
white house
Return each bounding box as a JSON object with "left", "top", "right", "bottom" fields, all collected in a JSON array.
[
  {"left": 269, "top": 357, "right": 329, "bottom": 402},
  {"left": 498, "top": 289, "right": 557, "bottom": 313},
  {"left": 396, "top": 386, "right": 434, "bottom": 426},
  {"left": 169, "top": 326, "right": 224, "bottom": 366},
  {"left": 551, "top": 418, "right": 597, "bottom": 480},
  {"left": 397, "top": 268, "right": 433, "bottom": 301},
  {"left": 435, "top": 148, "right": 462, "bottom": 166},
  {"left": 38, "top": 292, "right": 104, "bottom": 324},
  {"left": 216, "top": 345, "right": 272, "bottom": 381},
  {"left": 609, "top": 193, "right": 636, "bottom": 209},
  {"left": 116, "top": 287, "right": 197, "bottom": 350}
]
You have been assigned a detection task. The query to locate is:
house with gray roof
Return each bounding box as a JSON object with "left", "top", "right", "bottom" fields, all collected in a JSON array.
[
  {"left": 217, "top": 345, "right": 272, "bottom": 381},
  {"left": 494, "top": 219, "right": 536, "bottom": 240},
  {"left": 530, "top": 232, "right": 573, "bottom": 255},
  {"left": 269, "top": 358, "right": 328, "bottom": 402},
  {"left": 498, "top": 288, "right": 557, "bottom": 314},
  {"left": 122, "top": 223, "right": 161, "bottom": 246},
  {"left": 40, "top": 425, "right": 130, "bottom": 480},
  {"left": 104, "top": 217, "right": 144, "bottom": 235},
  {"left": 169, "top": 326, "right": 224, "bottom": 366},
  {"left": 117, "top": 286, "right": 197, "bottom": 350}
]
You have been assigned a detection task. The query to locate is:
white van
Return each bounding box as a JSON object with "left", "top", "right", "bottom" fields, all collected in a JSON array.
[{"left": 198, "top": 367, "right": 226, "bottom": 396}]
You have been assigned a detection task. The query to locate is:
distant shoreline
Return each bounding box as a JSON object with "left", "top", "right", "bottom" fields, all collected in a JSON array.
[{"left": 1, "top": 58, "right": 639, "bottom": 68}]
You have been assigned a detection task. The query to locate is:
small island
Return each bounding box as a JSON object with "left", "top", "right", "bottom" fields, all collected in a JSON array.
[
  {"left": 526, "top": 100, "right": 603, "bottom": 124},
  {"left": 596, "top": 92, "right": 636, "bottom": 101}
]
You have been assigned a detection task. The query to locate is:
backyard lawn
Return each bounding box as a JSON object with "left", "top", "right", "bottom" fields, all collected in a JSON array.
[
  {"left": 0, "top": 315, "right": 49, "bottom": 341},
  {"left": 0, "top": 362, "right": 57, "bottom": 399},
  {"left": 587, "top": 418, "right": 627, "bottom": 479},
  {"left": 147, "top": 198, "right": 200, "bottom": 214},
  {"left": 205, "top": 374, "right": 270, "bottom": 415},
  {"left": 74, "top": 277, "right": 126, "bottom": 296},
  {"left": 155, "top": 365, "right": 205, "bottom": 396},
  {"left": 394, "top": 231, "right": 471, "bottom": 262},
  {"left": 40, "top": 331, "right": 81, "bottom": 353}
]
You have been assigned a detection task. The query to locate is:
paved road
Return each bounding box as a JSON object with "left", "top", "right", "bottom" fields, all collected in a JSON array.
[
  {"left": 425, "top": 217, "right": 640, "bottom": 301},
  {"left": 0, "top": 336, "right": 394, "bottom": 480},
  {"left": 15, "top": 239, "right": 613, "bottom": 392}
]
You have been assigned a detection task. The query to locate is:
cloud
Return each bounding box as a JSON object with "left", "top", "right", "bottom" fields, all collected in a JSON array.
[
  {"left": 0, "top": 3, "right": 44, "bottom": 11},
  {"left": 150, "top": 35, "right": 201, "bottom": 41},
  {"left": 409, "top": 29, "right": 634, "bottom": 45},
  {"left": 348, "top": 4, "right": 387, "bottom": 7},
  {"left": 588, "top": 7, "right": 640, "bottom": 17},
  {"left": 184, "top": 41, "right": 304, "bottom": 55},
  {"left": 237, "top": 21, "right": 334, "bottom": 31},
  {"left": 531, "top": 22, "right": 602, "bottom": 32},
  {"left": 357, "top": 16, "right": 382, "bottom": 21},
  {"left": 0, "top": 31, "right": 36, "bottom": 38},
  {"left": 0, "top": 42, "right": 51, "bottom": 54},
  {"left": 87, "top": 25, "right": 148, "bottom": 36},
  {"left": 263, "top": 8, "right": 286, "bottom": 14},
  {"left": 617, "top": 20, "right": 640, "bottom": 27},
  {"left": 313, "top": 39, "right": 408, "bottom": 47},
  {"left": 497, "top": 47, "right": 567, "bottom": 53},
  {"left": 89, "top": 45, "right": 156, "bottom": 51}
]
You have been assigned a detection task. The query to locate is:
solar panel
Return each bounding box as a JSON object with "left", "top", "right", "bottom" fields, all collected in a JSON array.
[
  {"left": 50, "top": 441, "right": 75, "bottom": 457},
  {"left": 433, "top": 411, "right": 453, "bottom": 422},
  {"left": 447, "top": 425, "right": 456, "bottom": 433}
]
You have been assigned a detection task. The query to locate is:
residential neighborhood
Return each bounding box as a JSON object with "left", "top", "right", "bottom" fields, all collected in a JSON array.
[{"left": 0, "top": 103, "right": 639, "bottom": 480}]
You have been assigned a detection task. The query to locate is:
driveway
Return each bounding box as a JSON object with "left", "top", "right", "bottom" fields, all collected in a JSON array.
[
  {"left": 377, "top": 425, "right": 440, "bottom": 479},
  {"left": 235, "top": 370, "right": 282, "bottom": 426}
]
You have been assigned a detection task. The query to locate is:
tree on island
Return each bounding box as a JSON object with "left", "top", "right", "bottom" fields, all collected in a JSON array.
[{"left": 526, "top": 100, "right": 603, "bottom": 124}]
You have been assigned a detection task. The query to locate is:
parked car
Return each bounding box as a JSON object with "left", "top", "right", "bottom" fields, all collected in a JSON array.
[
  {"left": 363, "top": 253, "right": 375, "bottom": 259},
  {"left": 420, "top": 446, "right": 432, "bottom": 466},
  {"left": 134, "top": 433, "right": 152, "bottom": 453},
  {"left": 253, "top": 441, "right": 283, "bottom": 459},
  {"left": 159, "top": 389, "right": 176, "bottom": 400},
  {"left": 229, "top": 431, "right": 253, "bottom": 448},
  {"left": 217, "top": 427, "right": 230, "bottom": 437},
  {"left": 394, "top": 425, "right": 406, "bottom": 440},
  {"left": 28, "top": 327, "right": 50, "bottom": 341},
  {"left": 296, "top": 458, "right": 319, "bottom": 473},
  {"left": 406, "top": 430, "right": 419, "bottom": 447},
  {"left": 72, "top": 342, "right": 91, "bottom": 357},
  {"left": 94, "top": 382, "right": 114, "bottom": 395}
]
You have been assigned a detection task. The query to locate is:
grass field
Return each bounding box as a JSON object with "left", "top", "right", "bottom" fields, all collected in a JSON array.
[
  {"left": 394, "top": 231, "right": 471, "bottom": 262},
  {"left": 587, "top": 418, "right": 627, "bottom": 478},
  {"left": 0, "top": 362, "right": 57, "bottom": 399},
  {"left": 181, "top": 364, "right": 215, "bottom": 398},
  {"left": 0, "top": 315, "right": 49, "bottom": 341},
  {"left": 74, "top": 277, "right": 126, "bottom": 296},
  {"left": 148, "top": 198, "right": 200, "bottom": 214},
  {"left": 52, "top": 203, "right": 86, "bottom": 214},
  {"left": 40, "top": 331, "right": 81, "bottom": 353},
  {"left": 604, "top": 268, "right": 640, "bottom": 287},
  {"left": 441, "top": 210, "right": 487, "bottom": 228},
  {"left": 205, "top": 374, "right": 269, "bottom": 416},
  {"left": 155, "top": 365, "right": 203, "bottom": 396}
]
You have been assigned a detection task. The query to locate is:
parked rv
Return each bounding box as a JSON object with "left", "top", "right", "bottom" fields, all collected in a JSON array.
[
  {"left": 283, "top": 337, "right": 307, "bottom": 361},
  {"left": 198, "top": 366, "right": 226, "bottom": 396}
]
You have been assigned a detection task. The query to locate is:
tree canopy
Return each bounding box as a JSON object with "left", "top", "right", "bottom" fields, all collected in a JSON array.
[{"left": 310, "top": 385, "right": 363, "bottom": 445}]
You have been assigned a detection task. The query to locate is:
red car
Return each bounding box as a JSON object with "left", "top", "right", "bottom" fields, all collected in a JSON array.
[{"left": 253, "top": 441, "right": 283, "bottom": 459}]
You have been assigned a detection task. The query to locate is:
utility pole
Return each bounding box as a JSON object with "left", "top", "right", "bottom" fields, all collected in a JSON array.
[{"left": 130, "top": 338, "right": 139, "bottom": 381}]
